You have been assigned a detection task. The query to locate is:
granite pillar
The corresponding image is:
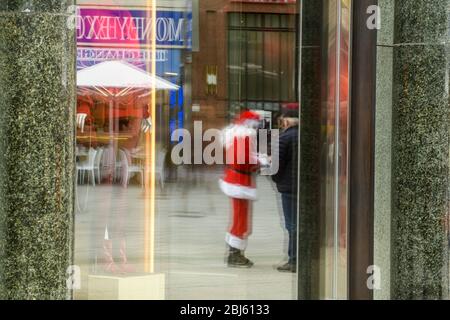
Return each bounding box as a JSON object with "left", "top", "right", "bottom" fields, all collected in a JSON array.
[
  {"left": 0, "top": 0, "right": 76, "bottom": 299},
  {"left": 297, "top": 0, "right": 322, "bottom": 300},
  {"left": 374, "top": 0, "right": 395, "bottom": 300},
  {"left": 391, "top": 0, "right": 449, "bottom": 299}
]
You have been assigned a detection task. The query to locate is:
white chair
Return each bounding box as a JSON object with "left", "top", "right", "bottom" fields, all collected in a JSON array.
[
  {"left": 115, "top": 148, "right": 129, "bottom": 183},
  {"left": 119, "top": 149, "right": 144, "bottom": 188},
  {"left": 155, "top": 149, "right": 167, "bottom": 189},
  {"left": 94, "top": 148, "right": 104, "bottom": 184},
  {"left": 77, "top": 148, "right": 97, "bottom": 186},
  {"left": 100, "top": 147, "right": 117, "bottom": 182},
  {"left": 76, "top": 113, "right": 88, "bottom": 133}
]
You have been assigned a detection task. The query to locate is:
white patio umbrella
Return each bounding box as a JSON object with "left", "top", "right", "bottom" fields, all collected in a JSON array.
[
  {"left": 77, "top": 60, "right": 179, "bottom": 96},
  {"left": 76, "top": 60, "right": 179, "bottom": 136},
  {"left": 76, "top": 60, "right": 179, "bottom": 182}
]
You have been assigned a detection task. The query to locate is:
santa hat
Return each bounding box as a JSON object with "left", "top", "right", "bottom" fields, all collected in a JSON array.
[
  {"left": 223, "top": 110, "right": 260, "bottom": 148},
  {"left": 235, "top": 110, "right": 261, "bottom": 126}
]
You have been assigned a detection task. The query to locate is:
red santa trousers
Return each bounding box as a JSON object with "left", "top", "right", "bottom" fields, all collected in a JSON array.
[{"left": 226, "top": 198, "right": 252, "bottom": 250}]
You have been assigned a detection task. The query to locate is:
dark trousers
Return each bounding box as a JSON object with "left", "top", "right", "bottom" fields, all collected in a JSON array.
[{"left": 281, "top": 193, "right": 297, "bottom": 263}]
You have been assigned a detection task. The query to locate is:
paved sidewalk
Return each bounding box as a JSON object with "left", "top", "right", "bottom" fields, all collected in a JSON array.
[{"left": 74, "top": 167, "right": 296, "bottom": 299}]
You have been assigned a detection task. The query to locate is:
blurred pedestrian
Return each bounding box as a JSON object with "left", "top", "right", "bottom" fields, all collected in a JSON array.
[{"left": 272, "top": 103, "right": 299, "bottom": 273}]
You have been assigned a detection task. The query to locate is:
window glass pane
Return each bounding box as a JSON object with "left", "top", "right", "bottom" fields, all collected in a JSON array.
[
  {"left": 247, "top": 13, "right": 263, "bottom": 28},
  {"left": 265, "top": 14, "right": 280, "bottom": 28},
  {"left": 73, "top": 0, "right": 299, "bottom": 301},
  {"left": 246, "top": 31, "right": 264, "bottom": 101},
  {"left": 229, "top": 12, "right": 242, "bottom": 27},
  {"left": 228, "top": 30, "right": 245, "bottom": 101},
  {"left": 280, "top": 32, "right": 296, "bottom": 101},
  {"left": 280, "top": 14, "right": 290, "bottom": 28}
]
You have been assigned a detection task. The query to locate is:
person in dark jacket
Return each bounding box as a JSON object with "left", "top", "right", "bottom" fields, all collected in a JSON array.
[{"left": 272, "top": 104, "right": 299, "bottom": 273}]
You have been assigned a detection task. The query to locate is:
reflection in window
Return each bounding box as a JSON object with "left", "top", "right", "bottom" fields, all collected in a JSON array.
[
  {"left": 74, "top": 0, "right": 299, "bottom": 301},
  {"left": 228, "top": 13, "right": 297, "bottom": 118}
]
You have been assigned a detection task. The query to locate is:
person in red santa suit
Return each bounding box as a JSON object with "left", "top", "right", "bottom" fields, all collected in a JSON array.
[{"left": 219, "top": 110, "right": 264, "bottom": 268}]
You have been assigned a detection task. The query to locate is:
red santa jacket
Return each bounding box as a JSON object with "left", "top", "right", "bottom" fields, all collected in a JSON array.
[{"left": 219, "top": 124, "right": 259, "bottom": 200}]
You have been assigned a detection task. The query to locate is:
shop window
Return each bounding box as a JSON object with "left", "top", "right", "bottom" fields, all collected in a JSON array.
[{"left": 228, "top": 13, "right": 297, "bottom": 117}]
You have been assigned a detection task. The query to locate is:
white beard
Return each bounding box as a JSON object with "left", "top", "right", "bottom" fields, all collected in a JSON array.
[{"left": 221, "top": 124, "right": 258, "bottom": 149}]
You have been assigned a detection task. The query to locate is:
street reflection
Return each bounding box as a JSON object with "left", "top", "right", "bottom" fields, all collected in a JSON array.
[{"left": 74, "top": 0, "right": 299, "bottom": 300}]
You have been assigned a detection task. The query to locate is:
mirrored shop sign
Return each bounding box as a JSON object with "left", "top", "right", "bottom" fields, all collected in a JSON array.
[{"left": 76, "top": 5, "right": 192, "bottom": 71}]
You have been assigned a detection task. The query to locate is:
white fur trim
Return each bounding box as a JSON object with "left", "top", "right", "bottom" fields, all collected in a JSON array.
[
  {"left": 219, "top": 179, "right": 257, "bottom": 200},
  {"left": 242, "top": 119, "right": 260, "bottom": 129},
  {"left": 222, "top": 124, "right": 257, "bottom": 149},
  {"left": 226, "top": 233, "right": 248, "bottom": 250}
]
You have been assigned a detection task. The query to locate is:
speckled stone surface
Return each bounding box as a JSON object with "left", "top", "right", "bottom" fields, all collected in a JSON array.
[
  {"left": 391, "top": 0, "right": 449, "bottom": 300},
  {"left": 0, "top": 0, "right": 73, "bottom": 13},
  {"left": 374, "top": 0, "right": 395, "bottom": 300},
  {"left": 394, "top": 0, "right": 448, "bottom": 44},
  {"left": 0, "top": 1, "right": 75, "bottom": 299},
  {"left": 298, "top": 0, "right": 321, "bottom": 300}
]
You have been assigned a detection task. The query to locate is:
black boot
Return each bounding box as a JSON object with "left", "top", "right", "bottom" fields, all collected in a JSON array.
[
  {"left": 227, "top": 246, "right": 254, "bottom": 268},
  {"left": 277, "top": 261, "right": 296, "bottom": 273}
]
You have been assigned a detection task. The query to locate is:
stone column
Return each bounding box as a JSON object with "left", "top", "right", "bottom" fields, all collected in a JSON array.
[
  {"left": 298, "top": 0, "right": 322, "bottom": 299},
  {"left": 0, "top": 1, "right": 76, "bottom": 299},
  {"left": 391, "top": 0, "right": 449, "bottom": 299},
  {"left": 374, "top": 0, "right": 395, "bottom": 300}
]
